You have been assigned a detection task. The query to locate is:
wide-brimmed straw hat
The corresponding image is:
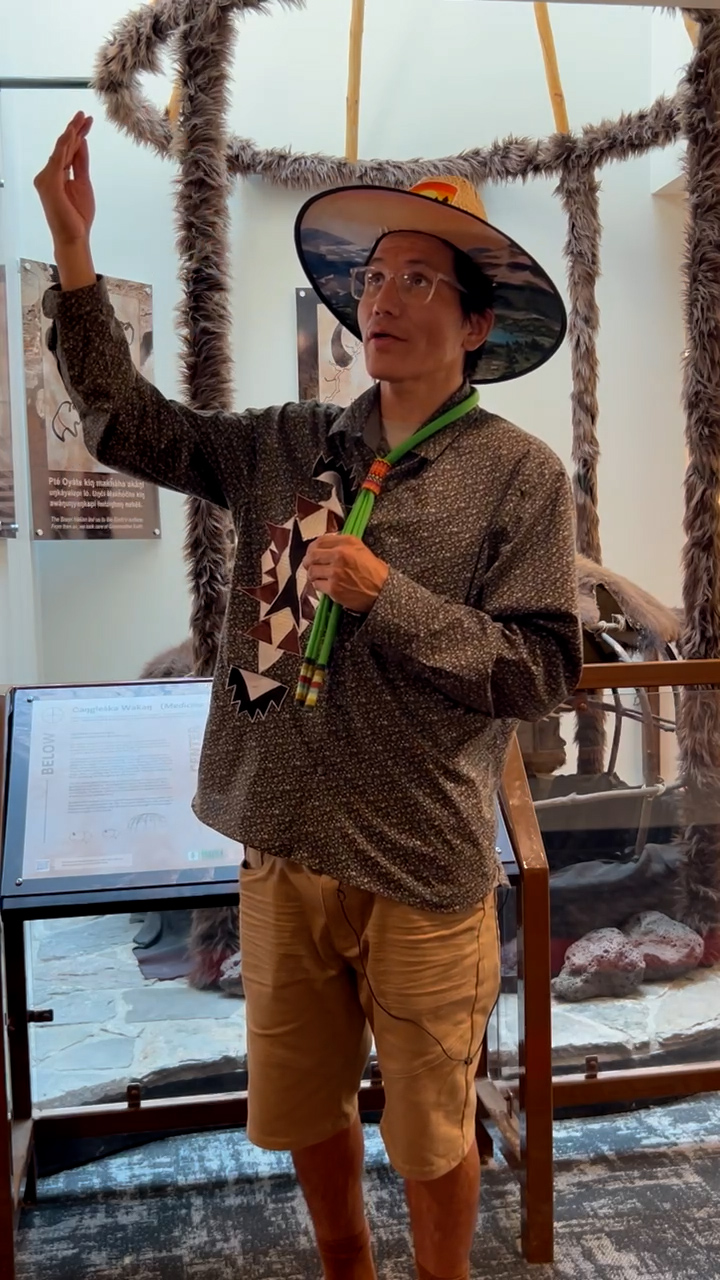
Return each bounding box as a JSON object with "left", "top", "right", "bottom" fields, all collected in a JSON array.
[{"left": 294, "top": 176, "right": 567, "bottom": 384}]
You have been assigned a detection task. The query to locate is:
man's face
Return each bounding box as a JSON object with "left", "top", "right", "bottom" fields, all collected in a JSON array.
[{"left": 356, "top": 232, "right": 491, "bottom": 386}]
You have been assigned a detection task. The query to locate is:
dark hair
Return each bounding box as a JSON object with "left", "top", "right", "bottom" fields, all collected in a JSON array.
[{"left": 451, "top": 247, "right": 495, "bottom": 380}]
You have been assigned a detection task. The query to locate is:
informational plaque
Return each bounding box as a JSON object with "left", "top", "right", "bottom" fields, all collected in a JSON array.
[
  {"left": 1, "top": 680, "right": 242, "bottom": 908},
  {"left": 0, "top": 265, "right": 16, "bottom": 538},
  {"left": 21, "top": 259, "right": 161, "bottom": 541},
  {"left": 296, "top": 287, "right": 372, "bottom": 406}
]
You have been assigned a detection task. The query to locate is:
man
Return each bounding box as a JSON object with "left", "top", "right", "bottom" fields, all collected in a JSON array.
[{"left": 35, "top": 113, "right": 582, "bottom": 1280}]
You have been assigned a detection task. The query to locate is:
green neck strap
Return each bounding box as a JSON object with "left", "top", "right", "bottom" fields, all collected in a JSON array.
[
  {"left": 383, "top": 388, "right": 480, "bottom": 464},
  {"left": 296, "top": 387, "right": 480, "bottom": 708}
]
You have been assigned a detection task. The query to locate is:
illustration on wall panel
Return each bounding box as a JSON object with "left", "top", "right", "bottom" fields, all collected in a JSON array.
[
  {"left": 21, "top": 259, "right": 161, "bottom": 541},
  {"left": 296, "top": 287, "right": 373, "bottom": 406}
]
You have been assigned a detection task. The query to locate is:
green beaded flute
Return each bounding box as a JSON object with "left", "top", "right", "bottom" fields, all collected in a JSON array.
[{"left": 296, "top": 389, "right": 479, "bottom": 708}]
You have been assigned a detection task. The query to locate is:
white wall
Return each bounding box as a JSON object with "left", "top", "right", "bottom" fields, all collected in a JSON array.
[
  {"left": 0, "top": 0, "right": 691, "bottom": 690},
  {"left": 0, "top": 85, "right": 191, "bottom": 685},
  {"left": 650, "top": 8, "right": 692, "bottom": 194}
]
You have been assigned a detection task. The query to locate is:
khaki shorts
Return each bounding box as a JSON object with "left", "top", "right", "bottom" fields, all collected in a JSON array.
[{"left": 239, "top": 850, "right": 501, "bottom": 1181}]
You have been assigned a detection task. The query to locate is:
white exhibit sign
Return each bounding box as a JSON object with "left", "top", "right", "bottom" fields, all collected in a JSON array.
[{"left": 21, "top": 686, "right": 241, "bottom": 881}]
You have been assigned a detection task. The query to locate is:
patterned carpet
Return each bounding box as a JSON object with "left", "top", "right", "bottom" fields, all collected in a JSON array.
[{"left": 15, "top": 1096, "right": 720, "bottom": 1279}]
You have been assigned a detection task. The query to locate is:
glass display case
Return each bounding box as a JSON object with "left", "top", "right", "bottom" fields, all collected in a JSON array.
[
  {"left": 525, "top": 662, "right": 720, "bottom": 1098},
  {"left": 481, "top": 660, "right": 720, "bottom": 1260},
  {"left": 5, "top": 663, "right": 720, "bottom": 1277}
]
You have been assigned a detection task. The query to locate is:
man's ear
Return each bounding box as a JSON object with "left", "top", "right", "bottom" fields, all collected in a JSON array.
[{"left": 464, "top": 310, "right": 494, "bottom": 354}]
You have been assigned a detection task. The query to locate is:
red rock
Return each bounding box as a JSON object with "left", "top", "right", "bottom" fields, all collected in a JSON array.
[
  {"left": 700, "top": 929, "right": 720, "bottom": 967},
  {"left": 553, "top": 928, "right": 645, "bottom": 1001},
  {"left": 624, "top": 912, "right": 704, "bottom": 981},
  {"left": 551, "top": 938, "right": 572, "bottom": 977}
]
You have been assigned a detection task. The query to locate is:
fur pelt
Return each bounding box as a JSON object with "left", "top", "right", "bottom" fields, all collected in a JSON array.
[
  {"left": 676, "top": 11, "right": 720, "bottom": 935},
  {"left": 187, "top": 907, "right": 240, "bottom": 989},
  {"left": 576, "top": 554, "right": 681, "bottom": 651},
  {"left": 140, "top": 637, "right": 194, "bottom": 680}
]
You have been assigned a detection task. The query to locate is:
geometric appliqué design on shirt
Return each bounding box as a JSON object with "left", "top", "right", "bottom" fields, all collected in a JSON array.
[
  {"left": 312, "top": 450, "right": 357, "bottom": 512},
  {"left": 226, "top": 668, "right": 288, "bottom": 722},
  {"left": 241, "top": 465, "right": 345, "bottom": 676}
]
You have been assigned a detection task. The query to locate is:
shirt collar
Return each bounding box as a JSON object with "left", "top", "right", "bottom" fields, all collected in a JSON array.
[{"left": 328, "top": 380, "right": 478, "bottom": 461}]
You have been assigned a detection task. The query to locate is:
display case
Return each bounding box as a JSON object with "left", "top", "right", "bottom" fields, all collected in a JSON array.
[
  {"left": 540, "top": 661, "right": 720, "bottom": 1111},
  {"left": 5, "top": 662, "right": 720, "bottom": 1277}
]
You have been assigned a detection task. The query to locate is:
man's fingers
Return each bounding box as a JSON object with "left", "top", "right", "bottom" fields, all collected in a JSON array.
[
  {"left": 41, "top": 133, "right": 73, "bottom": 189},
  {"left": 72, "top": 137, "right": 90, "bottom": 182},
  {"left": 304, "top": 534, "right": 360, "bottom": 561},
  {"left": 305, "top": 549, "right": 335, "bottom": 566},
  {"left": 48, "top": 115, "right": 90, "bottom": 171}
]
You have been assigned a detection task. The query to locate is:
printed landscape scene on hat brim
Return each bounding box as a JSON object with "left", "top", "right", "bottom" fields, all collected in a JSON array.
[{"left": 299, "top": 227, "right": 564, "bottom": 378}]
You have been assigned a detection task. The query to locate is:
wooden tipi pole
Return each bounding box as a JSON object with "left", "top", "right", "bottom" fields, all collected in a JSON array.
[
  {"left": 534, "top": 3, "right": 570, "bottom": 133},
  {"left": 346, "top": 0, "right": 366, "bottom": 161}
]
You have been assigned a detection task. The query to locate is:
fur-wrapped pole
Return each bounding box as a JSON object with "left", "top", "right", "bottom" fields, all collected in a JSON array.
[
  {"left": 174, "top": 0, "right": 241, "bottom": 988},
  {"left": 558, "top": 162, "right": 605, "bottom": 774},
  {"left": 173, "top": 0, "right": 236, "bottom": 679},
  {"left": 557, "top": 162, "right": 602, "bottom": 565},
  {"left": 92, "top": 0, "right": 682, "bottom": 182},
  {"left": 676, "top": 10, "right": 720, "bottom": 954}
]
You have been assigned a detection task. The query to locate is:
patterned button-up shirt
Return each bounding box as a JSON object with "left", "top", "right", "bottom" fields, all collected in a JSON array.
[{"left": 43, "top": 278, "right": 582, "bottom": 912}]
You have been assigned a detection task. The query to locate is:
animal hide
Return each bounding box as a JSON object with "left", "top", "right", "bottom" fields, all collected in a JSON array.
[
  {"left": 576, "top": 554, "right": 681, "bottom": 652},
  {"left": 140, "top": 638, "right": 194, "bottom": 680}
]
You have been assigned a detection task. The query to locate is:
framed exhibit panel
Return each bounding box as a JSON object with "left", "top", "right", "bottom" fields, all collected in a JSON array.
[
  {"left": 0, "top": 679, "right": 242, "bottom": 913},
  {"left": 20, "top": 260, "right": 161, "bottom": 542}
]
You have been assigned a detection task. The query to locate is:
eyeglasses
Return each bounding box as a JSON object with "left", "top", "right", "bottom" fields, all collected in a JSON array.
[{"left": 350, "top": 266, "right": 466, "bottom": 305}]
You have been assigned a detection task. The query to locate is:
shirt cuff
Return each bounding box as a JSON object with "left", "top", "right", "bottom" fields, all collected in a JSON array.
[
  {"left": 360, "top": 565, "right": 431, "bottom": 652},
  {"left": 41, "top": 275, "right": 107, "bottom": 321}
]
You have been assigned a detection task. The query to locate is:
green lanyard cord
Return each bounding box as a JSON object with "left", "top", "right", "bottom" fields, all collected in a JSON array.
[{"left": 295, "top": 389, "right": 479, "bottom": 709}]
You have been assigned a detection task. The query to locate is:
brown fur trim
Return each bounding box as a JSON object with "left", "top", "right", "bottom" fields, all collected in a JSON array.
[
  {"left": 92, "top": 2, "right": 682, "bottom": 181},
  {"left": 558, "top": 159, "right": 604, "bottom": 767},
  {"left": 140, "top": 638, "right": 194, "bottom": 680},
  {"left": 676, "top": 13, "right": 720, "bottom": 932},
  {"left": 187, "top": 906, "right": 239, "bottom": 988},
  {"left": 557, "top": 167, "right": 602, "bottom": 564},
  {"left": 576, "top": 554, "right": 681, "bottom": 649},
  {"left": 227, "top": 97, "right": 682, "bottom": 187},
  {"left": 172, "top": 1, "right": 238, "bottom": 675},
  {"left": 171, "top": 6, "right": 240, "bottom": 974},
  {"left": 92, "top": 0, "right": 305, "bottom": 161}
]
